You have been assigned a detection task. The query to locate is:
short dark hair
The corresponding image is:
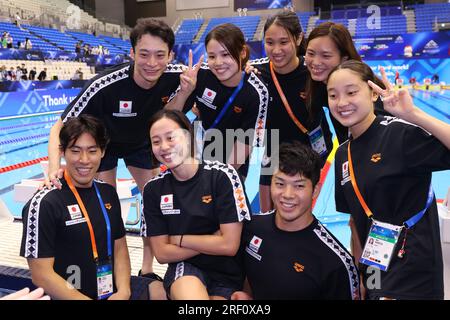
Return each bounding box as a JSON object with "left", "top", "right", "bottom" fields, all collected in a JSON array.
[
  {"left": 130, "top": 18, "right": 175, "bottom": 53},
  {"left": 205, "top": 23, "right": 250, "bottom": 70},
  {"left": 59, "top": 115, "right": 109, "bottom": 152},
  {"left": 275, "top": 141, "right": 322, "bottom": 186},
  {"left": 148, "top": 109, "right": 195, "bottom": 166}
]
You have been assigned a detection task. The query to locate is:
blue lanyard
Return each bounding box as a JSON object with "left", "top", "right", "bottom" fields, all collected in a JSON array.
[
  {"left": 93, "top": 182, "right": 112, "bottom": 258},
  {"left": 209, "top": 71, "right": 245, "bottom": 129},
  {"left": 404, "top": 184, "right": 434, "bottom": 229}
]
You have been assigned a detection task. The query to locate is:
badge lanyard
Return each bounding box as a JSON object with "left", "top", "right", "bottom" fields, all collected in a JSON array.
[
  {"left": 269, "top": 61, "right": 308, "bottom": 134},
  {"left": 270, "top": 62, "right": 327, "bottom": 156},
  {"left": 209, "top": 71, "right": 246, "bottom": 130},
  {"left": 347, "top": 141, "right": 434, "bottom": 269},
  {"left": 64, "top": 171, "right": 113, "bottom": 299},
  {"left": 196, "top": 71, "right": 245, "bottom": 157}
]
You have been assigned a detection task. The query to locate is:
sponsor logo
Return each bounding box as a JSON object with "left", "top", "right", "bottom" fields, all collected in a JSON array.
[
  {"left": 374, "top": 44, "right": 388, "bottom": 50},
  {"left": 423, "top": 40, "right": 439, "bottom": 54},
  {"left": 202, "top": 195, "right": 212, "bottom": 204},
  {"left": 293, "top": 262, "right": 305, "bottom": 272},
  {"left": 104, "top": 203, "right": 112, "bottom": 210},
  {"left": 358, "top": 44, "right": 371, "bottom": 51},
  {"left": 394, "top": 36, "right": 404, "bottom": 43},
  {"left": 233, "top": 106, "right": 242, "bottom": 113},
  {"left": 424, "top": 40, "right": 439, "bottom": 49},
  {"left": 299, "top": 91, "right": 306, "bottom": 99},
  {"left": 371, "top": 153, "right": 382, "bottom": 163}
]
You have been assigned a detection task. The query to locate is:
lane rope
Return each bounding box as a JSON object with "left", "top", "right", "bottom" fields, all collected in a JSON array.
[{"left": 0, "top": 156, "right": 48, "bottom": 174}]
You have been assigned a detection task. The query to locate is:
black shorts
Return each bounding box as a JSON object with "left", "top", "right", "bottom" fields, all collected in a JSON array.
[
  {"left": 98, "top": 147, "right": 156, "bottom": 172},
  {"left": 163, "top": 261, "right": 238, "bottom": 299}
]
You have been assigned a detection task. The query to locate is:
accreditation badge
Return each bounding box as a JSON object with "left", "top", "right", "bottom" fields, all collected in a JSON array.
[
  {"left": 359, "top": 219, "right": 403, "bottom": 271},
  {"left": 96, "top": 260, "right": 113, "bottom": 300},
  {"left": 308, "top": 125, "right": 327, "bottom": 156}
]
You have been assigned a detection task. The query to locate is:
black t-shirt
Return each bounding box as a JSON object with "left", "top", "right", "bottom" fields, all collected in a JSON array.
[
  {"left": 20, "top": 178, "right": 126, "bottom": 299},
  {"left": 313, "top": 83, "right": 391, "bottom": 144},
  {"left": 250, "top": 57, "right": 333, "bottom": 162},
  {"left": 241, "top": 212, "right": 359, "bottom": 300},
  {"left": 141, "top": 161, "right": 251, "bottom": 287},
  {"left": 335, "top": 116, "right": 450, "bottom": 299},
  {"left": 61, "top": 62, "right": 182, "bottom": 156},
  {"left": 181, "top": 67, "right": 268, "bottom": 176}
]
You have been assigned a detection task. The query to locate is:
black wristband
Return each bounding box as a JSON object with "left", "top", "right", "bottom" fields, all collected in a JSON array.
[{"left": 179, "top": 235, "right": 184, "bottom": 247}]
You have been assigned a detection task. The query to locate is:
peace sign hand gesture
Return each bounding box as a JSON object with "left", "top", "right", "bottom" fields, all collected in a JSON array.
[
  {"left": 368, "top": 67, "right": 416, "bottom": 122},
  {"left": 179, "top": 49, "right": 204, "bottom": 95}
]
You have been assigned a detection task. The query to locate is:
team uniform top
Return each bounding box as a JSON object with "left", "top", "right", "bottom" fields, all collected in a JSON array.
[
  {"left": 313, "top": 84, "right": 391, "bottom": 143},
  {"left": 335, "top": 115, "right": 450, "bottom": 299},
  {"left": 241, "top": 212, "right": 359, "bottom": 299},
  {"left": 61, "top": 62, "right": 183, "bottom": 156},
  {"left": 250, "top": 57, "right": 333, "bottom": 161},
  {"left": 20, "top": 178, "right": 125, "bottom": 299},
  {"left": 180, "top": 66, "right": 268, "bottom": 175},
  {"left": 141, "top": 160, "right": 251, "bottom": 288}
]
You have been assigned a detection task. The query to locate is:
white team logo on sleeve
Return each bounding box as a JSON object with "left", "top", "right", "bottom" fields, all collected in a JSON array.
[
  {"left": 113, "top": 101, "right": 137, "bottom": 117},
  {"left": 246, "top": 235, "right": 263, "bottom": 261},
  {"left": 249, "top": 236, "right": 263, "bottom": 253},
  {"left": 160, "top": 194, "right": 174, "bottom": 210},
  {"left": 202, "top": 88, "right": 216, "bottom": 104},
  {"left": 65, "top": 204, "right": 87, "bottom": 226},
  {"left": 341, "top": 161, "right": 351, "bottom": 186},
  {"left": 342, "top": 161, "right": 348, "bottom": 179},
  {"left": 120, "top": 101, "right": 132, "bottom": 113},
  {"left": 67, "top": 204, "right": 82, "bottom": 220}
]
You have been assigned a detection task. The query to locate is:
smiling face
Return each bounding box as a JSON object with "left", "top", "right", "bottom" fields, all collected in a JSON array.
[
  {"left": 327, "top": 68, "right": 378, "bottom": 138},
  {"left": 305, "top": 35, "right": 344, "bottom": 83},
  {"left": 271, "top": 170, "right": 319, "bottom": 231},
  {"left": 150, "top": 117, "right": 192, "bottom": 172},
  {"left": 62, "top": 133, "right": 104, "bottom": 188},
  {"left": 264, "top": 24, "right": 301, "bottom": 74},
  {"left": 206, "top": 38, "right": 243, "bottom": 87},
  {"left": 130, "top": 34, "right": 171, "bottom": 89}
]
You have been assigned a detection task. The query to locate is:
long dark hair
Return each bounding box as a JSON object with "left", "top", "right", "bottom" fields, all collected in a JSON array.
[
  {"left": 263, "top": 10, "right": 305, "bottom": 57},
  {"left": 148, "top": 109, "right": 195, "bottom": 166},
  {"left": 305, "top": 22, "right": 362, "bottom": 117},
  {"left": 205, "top": 23, "right": 250, "bottom": 71}
]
